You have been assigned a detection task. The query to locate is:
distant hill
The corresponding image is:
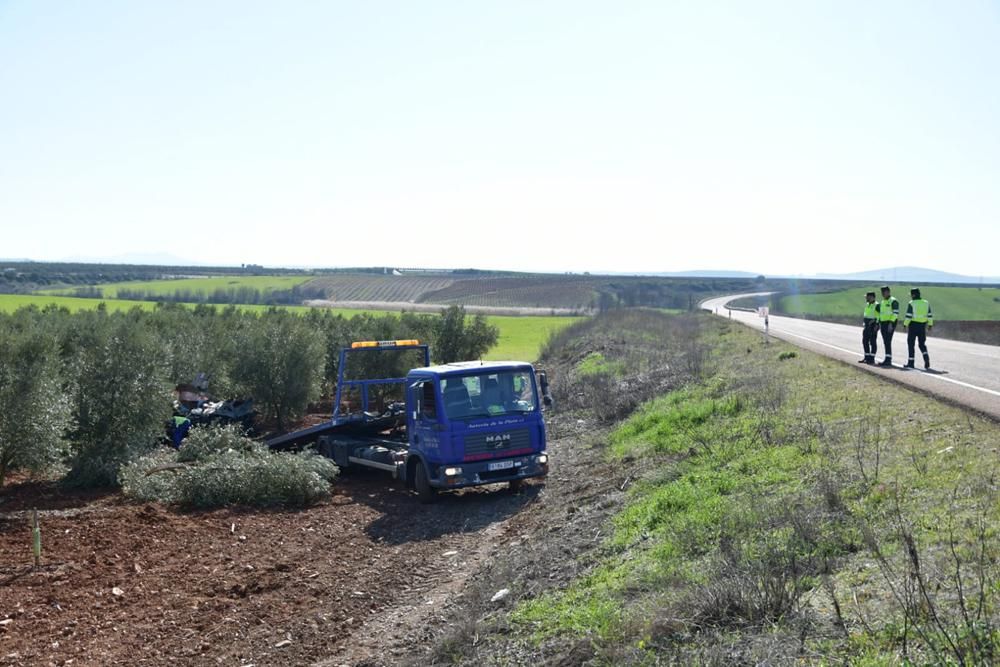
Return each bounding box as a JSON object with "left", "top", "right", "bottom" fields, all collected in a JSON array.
[
  {"left": 661, "top": 270, "right": 761, "bottom": 278},
  {"left": 602, "top": 270, "right": 761, "bottom": 278},
  {"left": 814, "top": 266, "right": 1000, "bottom": 285}
]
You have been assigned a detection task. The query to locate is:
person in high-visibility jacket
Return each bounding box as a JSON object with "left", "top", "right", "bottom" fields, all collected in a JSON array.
[
  {"left": 903, "top": 287, "right": 933, "bottom": 369},
  {"left": 860, "top": 291, "right": 879, "bottom": 364},
  {"left": 876, "top": 285, "right": 899, "bottom": 366},
  {"left": 170, "top": 415, "right": 191, "bottom": 448}
]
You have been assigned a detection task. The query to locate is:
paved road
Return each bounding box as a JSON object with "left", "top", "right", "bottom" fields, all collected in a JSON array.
[{"left": 702, "top": 293, "right": 1000, "bottom": 421}]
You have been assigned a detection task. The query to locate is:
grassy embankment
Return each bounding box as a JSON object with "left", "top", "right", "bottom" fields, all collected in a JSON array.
[
  {"left": 0, "top": 294, "right": 578, "bottom": 362},
  {"left": 514, "top": 314, "right": 1000, "bottom": 664}
]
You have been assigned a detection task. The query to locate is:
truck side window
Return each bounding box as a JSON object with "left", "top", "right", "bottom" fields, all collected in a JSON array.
[{"left": 421, "top": 382, "right": 437, "bottom": 420}]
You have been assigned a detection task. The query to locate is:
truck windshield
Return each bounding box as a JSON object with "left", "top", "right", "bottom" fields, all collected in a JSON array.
[{"left": 442, "top": 370, "right": 537, "bottom": 420}]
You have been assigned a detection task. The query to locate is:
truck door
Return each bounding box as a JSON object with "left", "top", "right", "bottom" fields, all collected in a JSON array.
[{"left": 410, "top": 380, "right": 442, "bottom": 460}]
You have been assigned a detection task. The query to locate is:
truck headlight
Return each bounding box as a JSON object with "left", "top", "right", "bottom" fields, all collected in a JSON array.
[
  {"left": 444, "top": 467, "right": 462, "bottom": 476},
  {"left": 537, "top": 454, "right": 548, "bottom": 465}
]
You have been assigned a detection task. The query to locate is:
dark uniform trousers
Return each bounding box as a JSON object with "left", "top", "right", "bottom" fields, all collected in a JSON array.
[
  {"left": 862, "top": 319, "right": 879, "bottom": 360},
  {"left": 879, "top": 321, "right": 896, "bottom": 359},
  {"left": 907, "top": 321, "right": 929, "bottom": 365}
]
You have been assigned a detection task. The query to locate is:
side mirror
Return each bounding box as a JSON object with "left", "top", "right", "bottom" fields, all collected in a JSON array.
[{"left": 536, "top": 370, "right": 554, "bottom": 409}]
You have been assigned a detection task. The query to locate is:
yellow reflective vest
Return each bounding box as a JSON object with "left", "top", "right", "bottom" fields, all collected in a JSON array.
[
  {"left": 863, "top": 302, "right": 878, "bottom": 320},
  {"left": 878, "top": 297, "right": 899, "bottom": 323},
  {"left": 904, "top": 299, "right": 933, "bottom": 326}
]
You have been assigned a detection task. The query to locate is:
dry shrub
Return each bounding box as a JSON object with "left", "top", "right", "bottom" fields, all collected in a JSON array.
[
  {"left": 861, "top": 484, "right": 1000, "bottom": 665},
  {"left": 542, "top": 311, "right": 707, "bottom": 423},
  {"left": 687, "top": 498, "right": 850, "bottom": 631}
]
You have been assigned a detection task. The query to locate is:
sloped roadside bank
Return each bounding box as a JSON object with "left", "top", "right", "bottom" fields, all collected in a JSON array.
[
  {"left": 412, "top": 311, "right": 1000, "bottom": 665},
  {"left": 403, "top": 310, "right": 704, "bottom": 665}
]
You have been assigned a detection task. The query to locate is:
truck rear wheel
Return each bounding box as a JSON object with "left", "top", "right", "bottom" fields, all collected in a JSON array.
[{"left": 414, "top": 461, "right": 436, "bottom": 504}]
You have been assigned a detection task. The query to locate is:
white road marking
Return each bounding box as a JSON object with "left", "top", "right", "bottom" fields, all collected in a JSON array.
[{"left": 737, "top": 314, "right": 1000, "bottom": 400}]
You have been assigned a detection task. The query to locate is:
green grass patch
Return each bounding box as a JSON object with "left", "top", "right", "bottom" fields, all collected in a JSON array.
[
  {"left": 482, "top": 315, "right": 583, "bottom": 362},
  {"left": 608, "top": 387, "right": 743, "bottom": 457},
  {"left": 779, "top": 285, "right": 1000, "bottom": 321},
  {"left": 576, "top": 351, "right": 625, "bottom": 377},
  {"left": 518, "top": 342, "right": 819, "bottom": 645},
  {"left": 40, "top": 275, "right": 311, "bottom": 298},
  {"left": 0, "top": 293, "right": 318, "bottom": 315},
  {"left": 514, "top": 563, "right": 631, "bottom": 641},
  {"left": 0, "top": 293, "right": 160, "bottom": 313}
]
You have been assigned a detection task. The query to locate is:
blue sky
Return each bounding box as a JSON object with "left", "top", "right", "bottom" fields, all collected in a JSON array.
[{"left": 1, "top": 1, "right": 998, "bottom": 275}]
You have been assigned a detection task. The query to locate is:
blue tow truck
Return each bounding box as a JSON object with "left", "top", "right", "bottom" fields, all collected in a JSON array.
[{"left": 266, "top": 339, "right": 552, "bottom": 502}]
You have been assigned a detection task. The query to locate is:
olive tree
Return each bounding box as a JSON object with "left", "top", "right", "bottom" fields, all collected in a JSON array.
[
  {"left": 65, "top": 312, "right": 173, "bottom": 487},
  {"left": 154, "top": 303, "right": 241, "bottom": 396},
  {"left": 433, "top": 306, "right": 499, "bottom": 364},
  {"left": 0, "top": 319, "right": 69, "bottom": 486},
  {"left": 232, "top": 310, "right": 325, "bottom": 432}
]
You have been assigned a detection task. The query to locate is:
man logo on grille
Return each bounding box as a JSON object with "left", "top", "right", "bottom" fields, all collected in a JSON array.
[{"left": 486, "top": 433, "right": 511, "bottom": 449}]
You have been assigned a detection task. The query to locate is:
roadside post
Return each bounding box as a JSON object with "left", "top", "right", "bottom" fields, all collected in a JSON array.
[
  {"left": 758, "top": 307, "right": 770, "bottom": 342},
  {"left": 31, "top": 508, "right": 41, "bottom": 568}
]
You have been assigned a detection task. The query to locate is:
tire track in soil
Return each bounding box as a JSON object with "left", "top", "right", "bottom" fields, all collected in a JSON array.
[
  {"left": 319, "top": 416, "right": 625, "bottom": 667},
  {"left": 314, "top": 518, "right": 513, "bottom": 667}
]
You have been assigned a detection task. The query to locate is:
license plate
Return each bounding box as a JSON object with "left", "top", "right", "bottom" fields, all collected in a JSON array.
[{"left": 488, "top": 460, "right": 515, "bottom": 471}]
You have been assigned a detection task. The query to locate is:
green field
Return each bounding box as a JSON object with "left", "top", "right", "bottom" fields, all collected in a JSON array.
[
  {"left": 485, "top": 315, "right": 584, "bottom": 361},
  {"left": 0, "top": 294, "right": 318, "bottom": 315},
  {"left": 41, "top": 275, "right": 311, "bottom": 298},
  {"left": 779, "top": 285, "right": 1000, "bottom": 320},
  {"left": 0, "top": 294, "right": 578, "bottom": 361}
]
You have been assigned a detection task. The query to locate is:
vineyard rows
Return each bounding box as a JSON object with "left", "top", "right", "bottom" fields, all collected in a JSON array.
[
  {"left": 422, "top": 277, "right": 600, "bottom": 309},
  {"left": 302, "top": 274, "right": 602, "bottom": 309},
  {"left": 302, "top": 273, "right": 767, "bottom": 312},
  {"left": 304, "top": 275, "right": 456, "bottom": 303}
]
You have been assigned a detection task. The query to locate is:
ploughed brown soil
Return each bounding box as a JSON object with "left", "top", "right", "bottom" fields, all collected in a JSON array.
[{"left": 0, "top": 466, "right": 545, "bottom": 666}]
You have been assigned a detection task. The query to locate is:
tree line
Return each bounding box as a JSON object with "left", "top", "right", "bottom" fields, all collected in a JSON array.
[
  {"left": 0, "top": 262, "right": 312, "bottom": 293},
  {"left": 112, "top": 284, "right": 328, "bottom": 305},
  {"left": 0, "top": 303, "right": 497, "bottom": 487}
]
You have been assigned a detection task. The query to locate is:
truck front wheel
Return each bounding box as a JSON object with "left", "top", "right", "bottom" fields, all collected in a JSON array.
[
  {"left": 508, "top": 479, "right": 523, "bottom": 493},
  {"left": 414, "top": 461, "right": 436, "bottom": 504}
]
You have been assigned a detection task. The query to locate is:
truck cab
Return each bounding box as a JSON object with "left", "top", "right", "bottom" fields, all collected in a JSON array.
[{"left": 405, "top": 361, "right": 550, "bottom": 500}]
